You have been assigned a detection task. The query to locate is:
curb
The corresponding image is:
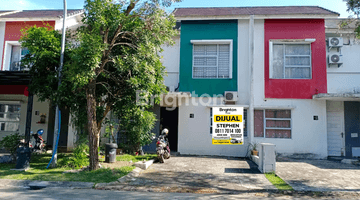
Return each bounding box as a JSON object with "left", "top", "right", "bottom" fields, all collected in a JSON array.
[
  {"left": 95, "top": 167, "right": 144, "bottom": 188},
  {"left": 0, "top": 179, "right": 95, "bottom": 189},
  {"left": 134, "top": 159, "right": 155, "bottom": 170}
]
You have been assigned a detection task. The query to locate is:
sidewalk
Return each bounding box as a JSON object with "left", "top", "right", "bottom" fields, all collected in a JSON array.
[
  {"left": 96, "top": 156, "right": 276, "bottom": 193},
  {"left": 276, "top": 158, "right": 360, "bottom": 192}
]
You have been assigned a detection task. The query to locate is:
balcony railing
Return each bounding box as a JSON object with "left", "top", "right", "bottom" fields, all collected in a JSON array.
[{"left": 9, "top": 61, "right": 30, "bottom": 71}]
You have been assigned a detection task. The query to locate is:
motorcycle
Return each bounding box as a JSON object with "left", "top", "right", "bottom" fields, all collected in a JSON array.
[
  {"left": 31, "top": 129, "right": 46, "bottom": 153},
  {"left": 156, "top": 129, "right": 170, "bottom": 163}
]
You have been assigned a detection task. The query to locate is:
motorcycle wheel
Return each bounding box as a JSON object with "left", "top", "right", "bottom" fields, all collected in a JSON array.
[
  {"left": 165, "top": 152, "right": 171, "bottom": 159},
  {"left": 159, "top": 154, "right": 165, "bottom": 163}
]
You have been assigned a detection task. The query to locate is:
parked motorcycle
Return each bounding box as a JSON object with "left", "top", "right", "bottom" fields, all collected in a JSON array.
[
  {"left": 156, "top": 129, "right": 170, "bottom": 163},
  {"left": 31, "top": 129, "right": 46, "bottom": 153}
]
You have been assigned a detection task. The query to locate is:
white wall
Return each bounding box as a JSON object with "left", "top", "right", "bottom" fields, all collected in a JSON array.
[
  {"left": 253, "top": 19, "right": 266, "bottom": 104},
  {"left": 0, "top": 95, "right": 50, "bottom": 143},
  {"left": 54, "top": 14, "right": 83, "bottom": 31},
  {"left": 178, "top": 97, "right": 250, "bottom": 157},
  {"left": 327, "top": 35, "right": 360, "bottom": 93},
  {"left": 0, "top": 22, "right": 5, "bottom": 69},
  {"left": 252, "top": 100, "right": 328, "bottom": 158},
  {"left": 237, "top": 19, "right": 250, "bottom": 105},
  {"left": 160, "top": 37, "right": 180, "bottom": 90},
  {"left": 26, "top": 96, "right": 50, "bottom": 142}
]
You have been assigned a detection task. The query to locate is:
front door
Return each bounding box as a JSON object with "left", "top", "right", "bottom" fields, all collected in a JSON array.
[
  {"left": 327, "top": 111, "right": 344, "bottom": 156},
  {"left": 160, "top": 107, "right": 178, "bottom": 152},
  {"left": 344, "top": 102, "right": 360, "bottom": 158}
]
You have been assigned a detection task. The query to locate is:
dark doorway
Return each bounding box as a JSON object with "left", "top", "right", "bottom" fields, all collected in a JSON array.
[
  {"left": 47, "top": 104, "right": 69, "bottom": 149},
  {"left": 344, "top": 102, "right": 360, "bottom": 158},
  {"left": 160, "top": 107, "right": 178, "bottom": 152}
]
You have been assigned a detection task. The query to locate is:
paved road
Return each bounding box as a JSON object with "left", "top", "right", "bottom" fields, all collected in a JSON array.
[
  {"left": 96, "top": 156, "right": 276, "bottom": 193},
  {"left": 277, "top": 159, "right": 360, "bottom": 192},
  {"left": 2, "top": 186, "right": 360, "bottom": 199},
  {"left": 0, "top": 186, "right": 271, "bottom": 200}
]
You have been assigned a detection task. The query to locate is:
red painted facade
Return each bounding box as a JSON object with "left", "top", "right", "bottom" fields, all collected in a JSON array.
[
  {"left": 264, "top": 19, "right": 327, "bottom": 99},
  {"left": 1, "top": 21, "right": 55, "bottom": 70},
  {"left": 0, "top": 85, "right": 28, "bottom": 95}
]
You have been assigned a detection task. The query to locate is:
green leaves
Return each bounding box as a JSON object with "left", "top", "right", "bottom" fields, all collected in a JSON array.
[
  {"left": 21, "top": 0, "right": 180, "bottom": 158},
  {"left": 345, "top": 0, "right": 360, "bottom": 38}
]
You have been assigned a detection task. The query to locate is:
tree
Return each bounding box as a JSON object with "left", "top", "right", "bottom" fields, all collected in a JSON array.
[
  {"left": 344, "top": 0, "right": 360, "bottom": 38},
  {"left": 20, "top": 0, "right": 180, "bottom": 170}
]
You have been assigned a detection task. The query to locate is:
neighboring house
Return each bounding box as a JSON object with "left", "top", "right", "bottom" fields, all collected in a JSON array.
[
  {"left": 0, "top": 10, "right": 83, "bottom": 151},
  {"left": 144, "top": 6, "right": 360, "bottom": 159},
  {"left": 314, "top": 19, "right": 360, "bottom": 158}
]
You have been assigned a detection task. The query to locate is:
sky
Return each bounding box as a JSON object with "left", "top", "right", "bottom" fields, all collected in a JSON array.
[{"left": 0, "top": 0, "right": 353, "bottom": 18}]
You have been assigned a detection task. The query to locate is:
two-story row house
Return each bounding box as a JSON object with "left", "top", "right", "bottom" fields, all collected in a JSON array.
[
  {"left": 0, "top": 10, "right": 83, "bottom": 151},
  {"left": 1, "top": 7, "right": 359, "bottom": 159},
  {"left": 149, "top": 6, "right": 360, "bottom": 159}
]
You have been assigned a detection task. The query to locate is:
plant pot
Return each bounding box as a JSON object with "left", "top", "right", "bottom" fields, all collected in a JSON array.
[{"left": 251, "top": 150, "right": 258, "bottom": 156}]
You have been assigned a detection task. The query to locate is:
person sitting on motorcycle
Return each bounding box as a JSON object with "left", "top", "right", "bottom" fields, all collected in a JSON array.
[{"left": 161, "top": 128, "right": 169, "bottom": 144}]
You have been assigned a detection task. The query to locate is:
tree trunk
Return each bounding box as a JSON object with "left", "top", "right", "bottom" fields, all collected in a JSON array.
[{"left": 86, "top": 80, "right": 99, "bottom": 171}]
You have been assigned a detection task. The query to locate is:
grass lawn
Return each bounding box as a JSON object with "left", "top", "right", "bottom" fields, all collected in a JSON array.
[
  {"left": 0, "top": 153, "right": 156, "bottom": 184},
  {"left": 265, "top": 173, "right": 294, "bottom": 191}
]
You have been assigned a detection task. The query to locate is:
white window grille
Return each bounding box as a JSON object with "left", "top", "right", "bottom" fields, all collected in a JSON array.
[
  {"left": 191, "top": 40, "right": 232, "bottom": 79},
  {"left": 254, "top": 109, "right": 291, "bottom": 139},
  {"left": 270, "top": 43, "right": 312, "bottom": 79}
]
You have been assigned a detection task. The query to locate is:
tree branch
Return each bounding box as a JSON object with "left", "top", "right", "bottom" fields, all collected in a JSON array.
[
  {"left": 112, "top": 42, "right": 137, "bottom": 49},
  {"left": 97, "top": 104, "right": 112, "bottom": 129},
  {"left": 125, "top": 0, "right": 139, "bottom": 16}
]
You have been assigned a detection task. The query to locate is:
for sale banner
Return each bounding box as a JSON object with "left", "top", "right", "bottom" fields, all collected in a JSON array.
[{"left": 212, "top": 107, "right": 243, "bottom": 145}]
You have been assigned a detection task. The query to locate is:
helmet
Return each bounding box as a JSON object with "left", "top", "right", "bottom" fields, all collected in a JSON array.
[
  {"left": 161, "top": 128, "right": 169, "bottom": 135},
  {"left": 37, "top": 129, "right": 44, "bottom": 135}
]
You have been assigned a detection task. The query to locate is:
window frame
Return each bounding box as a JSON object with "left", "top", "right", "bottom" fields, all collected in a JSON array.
[
  {"left": 2, "top": 41, "right": 29, "bottom": 71},
  {"left": 191, "top": 40, "right": 233, "bottom": 79},
  {"left": 254, "top": 109, "right": 292, "bottom": 139},
  {"left": 0, "top": 103, "right": 21, "bottom": 132},
  {"left": 269, "top": 39, "right": 315, "bottom": 80}
]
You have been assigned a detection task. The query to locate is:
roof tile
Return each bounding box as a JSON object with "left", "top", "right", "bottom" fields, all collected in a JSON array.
[
  {"left": 173, "top": 6, "right": 339, "bottom": 17},
  {"left": 0, "top": 9, "right": 83, "bottom": 19}
]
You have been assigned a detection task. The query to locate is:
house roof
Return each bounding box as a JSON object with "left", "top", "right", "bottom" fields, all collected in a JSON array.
[
  {"left": 0, "top": 9, "right": 83, "bottom": 19},
  {"left": 173, "top": 6, "right": 340, "bottom": 18},
  {"left": 0, "top": 11, "right": 14, "bottom": 14}
]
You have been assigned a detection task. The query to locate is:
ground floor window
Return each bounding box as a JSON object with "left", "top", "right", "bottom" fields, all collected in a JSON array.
[
  {"left": 0, "top": 103, "right": 21, "bottom": 132},
  {"left": 210, "top": 108, "right": 248, "bottom": 137},
  {"left": 254, "top": 109, "right": 291, "bottom": 139}
]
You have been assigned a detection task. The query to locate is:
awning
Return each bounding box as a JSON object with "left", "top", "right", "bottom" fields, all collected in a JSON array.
[
  {"left": 313, "top": 93, "right": 360, "bottom": 101},
  {"left": 0, "top": 71, "right": 31, "bottom": 85},
  {"left": 160, "top": 92, "right": 191, "bottom": 107}
]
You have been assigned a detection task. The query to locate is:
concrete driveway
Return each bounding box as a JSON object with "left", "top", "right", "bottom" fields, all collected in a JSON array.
[
  {"left": 97, "top": 156, "right": 276, "bottom": 194},
  {"left": 276, "top": 159, "right": 360, "bottom": 192}
]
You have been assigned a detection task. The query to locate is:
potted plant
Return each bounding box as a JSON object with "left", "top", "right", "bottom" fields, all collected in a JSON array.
[{"left": 249, "top": 142, "right": 259, "bottom": 156}]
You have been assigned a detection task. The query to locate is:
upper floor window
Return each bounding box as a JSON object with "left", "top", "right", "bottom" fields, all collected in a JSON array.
[
  {"left": 191, "top": 40, "right": 233, "bottom": 79},
  {"left": 3, "top": 41, "right": 30, "bottom": 71},
  {"left": 270, "top": 40, "right": 314, "bottom": 79},
  {"left": 10, "top": 46, "right": 29, "bottom": 71}
]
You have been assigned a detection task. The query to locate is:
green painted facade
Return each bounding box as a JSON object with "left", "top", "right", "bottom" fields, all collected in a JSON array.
[{"left": 179, "top": 20, "right": 238, "bottom": 96}]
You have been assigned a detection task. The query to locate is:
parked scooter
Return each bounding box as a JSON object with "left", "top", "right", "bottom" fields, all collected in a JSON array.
[
  {"left": 31, "top": 129, "right": 46, "bottom": 153},
  {"left": 156, "top": 129, "right": 170, "bottom": 163}
]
